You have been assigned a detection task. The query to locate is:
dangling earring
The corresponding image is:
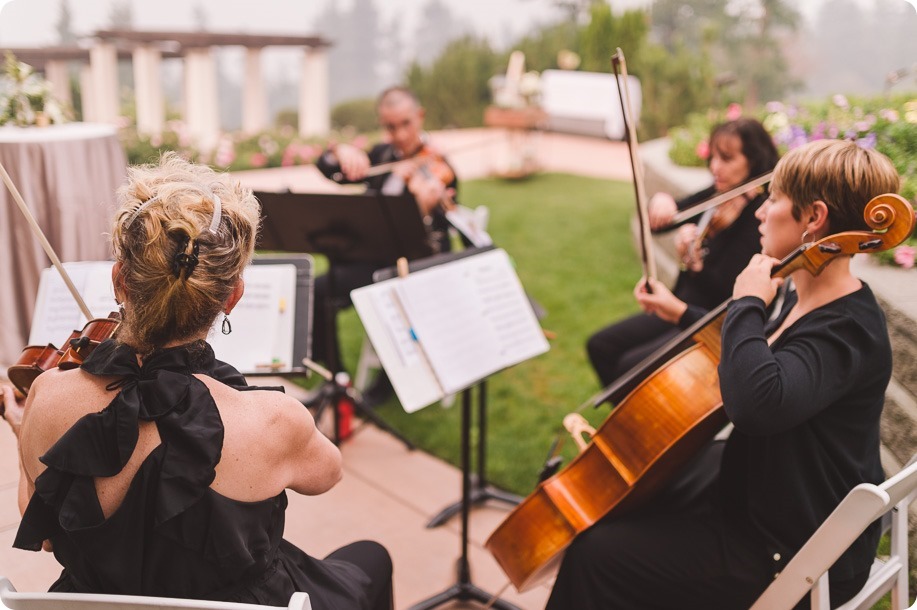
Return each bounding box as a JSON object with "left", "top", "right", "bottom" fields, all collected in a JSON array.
[
  {"left": 221, "top": 313, "right": 232, "bottom": 335},
  {"left": 801, "top": 229, "right": 810, "bottom": 245}
]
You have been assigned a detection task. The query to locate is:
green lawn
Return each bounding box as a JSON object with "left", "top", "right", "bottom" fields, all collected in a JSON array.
[{"left": 330, "top": 172, "right": 642, "bottom": 495}]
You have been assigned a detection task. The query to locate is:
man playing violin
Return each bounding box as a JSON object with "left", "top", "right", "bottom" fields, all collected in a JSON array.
[
  {"left": 548, "top": 139, "right": 902, "bottom": 609},
  {"left": 587, "top": 117, "right": 779, "bottom": 387},
  {"left": 312, "top": 87, "right": 459, "bottom": 401}
]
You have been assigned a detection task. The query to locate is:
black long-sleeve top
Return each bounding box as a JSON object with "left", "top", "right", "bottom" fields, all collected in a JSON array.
[
  {"left": 717, "top": 285, "right": 889, "bottom": 582},
  {"left": 315, "top": 142, "right": 457, "bottom": 253},
  {"left": 656, "top": 186, "right": 767, "bottom": 328}
]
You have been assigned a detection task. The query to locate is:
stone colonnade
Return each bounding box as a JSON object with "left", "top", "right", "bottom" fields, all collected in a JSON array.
[{"left": 15, "top": 31, "right": 332, "bottom": 149}]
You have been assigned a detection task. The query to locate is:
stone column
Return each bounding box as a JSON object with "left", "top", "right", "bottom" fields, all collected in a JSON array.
[
  {"left": 89, "top": 41, "right": 119, "bottom": 124},
  {"left": 44, "top": 60, "right": 72, "bottom": 108},
  {"left": 133, "top": 45, "right": 164, "bottom": 137},
  {"left": 299, "top": 46, "right": 329, "bottom": 138},
  {"left": 79, "top": 63, "right": 96, "bottom": 123},
  {"left": 242, "top": 47, "right": 268, "bottom": 134},
  {"left": 184, "top": 47, "right": 220, "bottom": 151}
]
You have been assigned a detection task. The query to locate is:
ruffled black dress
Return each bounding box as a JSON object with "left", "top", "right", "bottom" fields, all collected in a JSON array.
[{"left": 14, "top": 340, "right": 373, "bottom": 609}]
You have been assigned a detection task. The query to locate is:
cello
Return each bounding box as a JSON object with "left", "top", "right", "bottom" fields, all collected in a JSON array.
[{"left": 484, "top": 192, "right": 916, "bottom": 592}]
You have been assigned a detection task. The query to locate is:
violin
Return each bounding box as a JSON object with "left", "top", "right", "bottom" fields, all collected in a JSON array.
[
  {"left": 485, "top": 193, "right": 916, "bottom": 592},
  {"left": 7, "top": 312, "right": 121, "bottom": 397},
  {"left": 395, "top": 145, "right": 456, "bottom": 187},
  {"left": 680, "top": 187, "right": 763, "bottom": 272}
]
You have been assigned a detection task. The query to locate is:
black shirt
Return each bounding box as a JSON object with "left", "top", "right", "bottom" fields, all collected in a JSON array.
[
  {"left": 717, "top": 285, "right": 889, "bottom": 581},
  {"left": 315, "top": 142, "right": 457, "bottom": 253}
]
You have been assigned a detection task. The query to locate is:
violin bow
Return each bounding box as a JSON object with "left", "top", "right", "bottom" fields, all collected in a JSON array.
[
  {"left": 611, "top": 48, "right": 657, "bottom": 292},
  {"left": 0, "top": 160, "right": 95, "bottom": 320},
  {"left": 669, "top": 171, "right": 774, "bottom": 225},
  {"left": 331, "top": 135, "right": 501, "bottom": 181}
]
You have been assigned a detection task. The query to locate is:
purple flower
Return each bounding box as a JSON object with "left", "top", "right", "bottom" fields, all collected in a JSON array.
[
  {"left": 856, "top": 132, "right": 877, "bottom": 149},
  {"left": 765, "top": 101, "right": 785, "bottom": 113}
]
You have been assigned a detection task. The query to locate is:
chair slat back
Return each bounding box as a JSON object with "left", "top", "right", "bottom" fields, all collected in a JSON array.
[{"left": 0, "top": 578, "right": 311, "bottom": 610}]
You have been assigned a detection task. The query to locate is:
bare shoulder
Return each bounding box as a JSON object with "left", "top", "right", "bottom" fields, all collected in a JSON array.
[
  {"left": 196, "top": 376, "right": 316, "bottom": 441},
  {"left": 21, "top": 367, "right": 117, "bottom": 477},
  {"left": 28, "top": 367, "right": 116, "bottom": 426}
]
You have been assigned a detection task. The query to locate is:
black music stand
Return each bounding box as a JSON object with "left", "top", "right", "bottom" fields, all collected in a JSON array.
[
  {"left": 256, "top": 190, "right": 431, "bottom": 448},
  {"left": 372, "top": 248, "right": 524, "bottom": 527},
  {"left": 408, "top": 386, "right": 519, "bottom": 610}
]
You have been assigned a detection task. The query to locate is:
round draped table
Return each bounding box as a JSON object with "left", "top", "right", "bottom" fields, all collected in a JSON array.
[{"left": 0, "top": 123, "right": 127, "bottom": 367}]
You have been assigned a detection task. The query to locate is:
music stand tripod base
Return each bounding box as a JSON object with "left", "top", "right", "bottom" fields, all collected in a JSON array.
[
  {"left": 407, "top": 389, "right": 520, "bottom": 610},
  {"left": 427, "top": 381, "right": 522, "bottom": 528}
]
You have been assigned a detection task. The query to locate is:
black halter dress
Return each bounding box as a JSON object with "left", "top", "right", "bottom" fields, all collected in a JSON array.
[{"left": 14, "top": 339, "right": 373, "bottom": 609}]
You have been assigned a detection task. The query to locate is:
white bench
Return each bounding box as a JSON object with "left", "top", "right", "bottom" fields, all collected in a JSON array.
[{"left": 539, "top": 69, "right": 642, "bottom": 140}]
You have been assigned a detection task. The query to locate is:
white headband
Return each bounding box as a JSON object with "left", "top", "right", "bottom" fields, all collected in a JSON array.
[{"left": 124, "top": 192, "right": 222, "bottom": 234}]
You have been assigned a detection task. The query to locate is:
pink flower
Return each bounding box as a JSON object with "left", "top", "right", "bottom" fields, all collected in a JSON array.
[
  {"left": 250, "top": 152, "right": 268, "bottom": 168},
  {"left": 695, "top": 139, "right": 710, "bottom": 160},
  {"left": 894, "top": 245, "right": 915, "bottom": 269},
  {"left": 725, "top": 103, "right": 743, "bottom": 121}
]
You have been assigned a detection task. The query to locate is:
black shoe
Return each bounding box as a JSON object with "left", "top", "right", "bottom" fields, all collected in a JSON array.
[{"left": 361, "top": 373, "right": 394, "bottom": 408}]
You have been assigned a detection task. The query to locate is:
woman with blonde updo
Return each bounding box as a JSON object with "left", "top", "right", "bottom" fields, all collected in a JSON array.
[{"left": 1, "top": 154, "right": 393, "bottom": 610}]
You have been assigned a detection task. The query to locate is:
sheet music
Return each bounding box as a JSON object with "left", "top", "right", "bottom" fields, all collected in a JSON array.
[
  {"left": 396, "top": 249, "right": 548, "bottom": 394},
  {"left": 353, "top": 284, "right": 443, "bottom": 413},
  {"left": 28, "top": 261, "right": 298, "bottom": 374},
  {"left": 28, "top": 261, "right": 117, "bottom": 345},
  {"left": 352, "top": 248, "right": 549, "bottom": 411},
  {"left": 208, "top": 264, "right": 297, "bottom": 373},
  {"left": 445, "top": 206, "right": 493, "bottom": 248}
]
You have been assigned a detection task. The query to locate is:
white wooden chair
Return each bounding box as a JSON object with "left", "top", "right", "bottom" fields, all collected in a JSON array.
[
  {"left": 0, "top": 577, "right": 311, "bottom": 610},
  {"left": 751, "top": 458, "right": 917, "bottom": 610}
]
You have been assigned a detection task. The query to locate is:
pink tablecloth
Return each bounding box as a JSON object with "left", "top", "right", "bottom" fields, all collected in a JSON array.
[{"left": 0, "top": 123, "right": 127, "bottom": 366}]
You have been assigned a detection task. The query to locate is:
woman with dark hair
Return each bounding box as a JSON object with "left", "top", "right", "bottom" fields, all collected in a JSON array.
[
  {"left": 587, "top": 117, "right": 779, "bottom": 387},
  {"left": 1, "top": 154, "right": 393, "bottom": 610}
]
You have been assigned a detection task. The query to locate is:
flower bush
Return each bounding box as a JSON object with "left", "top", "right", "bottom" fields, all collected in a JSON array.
[
  {"left": 668, "top": 94, "right": 917, "bottom": 268},
  {"left": 0, "top": 52, "right": 70, "bottom": 127},
  {"left": 120, "top": 121, "right": 373, "bottom": 173}
]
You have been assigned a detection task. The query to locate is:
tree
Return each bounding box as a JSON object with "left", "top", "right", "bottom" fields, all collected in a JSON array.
[
  {"left": 314, "top": 0, "right": 382, "bottom": 103},
  {"left": 406, "top": 36, "right": 501, "bottom": 128},
  {"left": 108, "top": 0, "right": 133, "bottom": 29},
  {"left": 651, "top": 0, "right": 800, "bottom": 108},
  {"left": 724, "top": 0, "right": 801, "bottom": 107},
  {"left": 579, "top": 4, "right": 648, "bottom": 73},
  {"left": 414, "top": 0, "right": 465, "bottom": 67},
  {"left": 55, "top": 0, "right": 76, "bottom": 44}
]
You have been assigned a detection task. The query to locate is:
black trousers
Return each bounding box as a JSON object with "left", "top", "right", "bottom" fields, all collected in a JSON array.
[
  {"left": 546, "top": 442, "right": 773, "bottom": 610},
  {"left": 586, "top": 313, "right": 682, "bottom": 387},
  {"left": 545, "top": 442, "right": 872, "bottom": 610},
  {"left": 325, "top": 540, "right": 394, "bottom": 610},
  {"left": 311, "top": 262, "right": 382, "bottom": 367}
]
